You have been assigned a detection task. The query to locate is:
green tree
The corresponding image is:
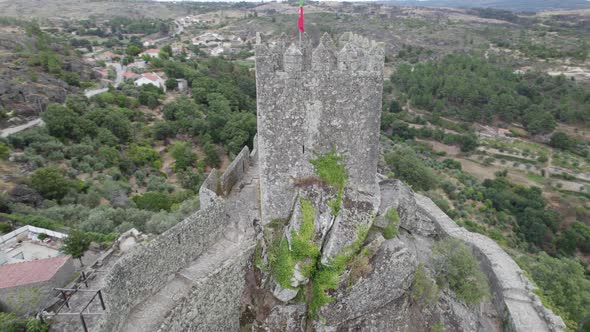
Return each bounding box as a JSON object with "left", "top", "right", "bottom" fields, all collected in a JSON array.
[
  {"left": 171, "top": 141, "right": 197, "bottom": 171},
  {"left": 518, "top": 253, "right": 590, "bottom": 331},
  {"left": 132, "top": 192, "right": 173, "bottom": 212},
  {"left": 203, "top": 142, "right": 221, "bottom": 168},
  {"left": 30, "top": 167, "right": 71, "bottom": 200},
  {"left": 549, "top": 132, "right": 573, "bottom": 150},
  {"left": 165, "top": 78, "right": 178, "bottom": 90},
  {"left": 42, "top": 104, "right": 83, "bottom": 140},
  {"left": 0, "top": 141, "right": 10, "bottom": 160},
  {"left": 127, "top": 145, "right": 161, "bottom": 169},
  {"left": 126, "top": 45, "right": 141, "bottom": 56},
  {"left": 61, "top": 229, "right": 90, "bottom": 265},
  {"left": 525, "top": 111, "right": 556, "bottom": 135},
  {"left": 385, "top": 146, "right": 438, "bottom": 191}
]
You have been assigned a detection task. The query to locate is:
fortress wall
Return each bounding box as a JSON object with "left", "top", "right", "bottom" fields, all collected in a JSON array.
[
  {"left": 98, "top": 200, "right": 229, "bottom": 332},
  {"left": 156, "top": 245, "right": 255, "bottom": 331},
  {"left": 199, "top": 168, "right": 220, "bottom": 210},
  {"left": 381, "top": 180, "right": 566, "bottom": 332},
  {"left": 220, "top": 145, "right": 250, "bottom": 196},
  {"left": 99, "top": 143, "right": 256, "bottom": 331}
]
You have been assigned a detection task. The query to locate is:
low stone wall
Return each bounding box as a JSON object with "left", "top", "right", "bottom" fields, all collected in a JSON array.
[
  {"left": 199, "top": 169, "right": 220, "bottom": 210},
  {"left": 220, "top": 145, "right": 250, "bottom": 196},
  {"left": 382, "top": 180, "right": 566, "bottom": 332},
  {"left": 199, "top": 145, "right": 252, "bottom": 209},
  {"left": 156, "top": 245, "right": 255, "bottom": 332},
  {"left": 97, "top": 200, "right": 229, "bottom": 332}
]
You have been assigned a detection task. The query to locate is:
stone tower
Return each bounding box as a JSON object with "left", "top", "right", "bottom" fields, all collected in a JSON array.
[{"left": 255, "top": 32, "right": 385, "bottom": 225}]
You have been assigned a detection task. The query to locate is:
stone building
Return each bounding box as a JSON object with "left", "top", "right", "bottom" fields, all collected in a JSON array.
[
  {"left": 255, "top": 32, "right": 384, "bottom": 225},
  {"left": 0, "top": 256, "right": 74, "bottom": 315}
]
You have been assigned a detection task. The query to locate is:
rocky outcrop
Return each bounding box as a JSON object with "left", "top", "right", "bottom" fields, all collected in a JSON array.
[
  {"left": 0, "top": 32, "right": 92, "bottom": 128},
  {"left": 380, "top": 179, "right": 566, "bottom": 332},
  {"left": 318, "top": 239, "right": 417, "bottom": 330},
  {"left": 8, "top": 184, "right": 43, "bottom": 207}
]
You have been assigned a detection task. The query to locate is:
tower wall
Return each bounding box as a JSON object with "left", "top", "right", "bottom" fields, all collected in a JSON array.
[{"left": 255, "top": 32, "right": 384, "bottom": 224}]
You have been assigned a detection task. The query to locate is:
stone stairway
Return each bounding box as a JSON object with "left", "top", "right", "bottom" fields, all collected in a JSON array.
[{"left": 121, "top": 164, "right": 260, "bottom": 332}]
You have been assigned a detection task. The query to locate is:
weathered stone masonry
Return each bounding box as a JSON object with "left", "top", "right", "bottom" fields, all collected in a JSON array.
[
  {"left": 255, "top": 32, "right": 384, "bottom": 225},
  {"left": 97, "top": 146, "right": 254, "bottom": 332}
]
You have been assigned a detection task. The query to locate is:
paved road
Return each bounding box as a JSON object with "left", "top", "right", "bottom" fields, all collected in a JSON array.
[
  {"left": 84, "top": 63, "right": 125, "bottom": 98},
  {"left": 0, "top": 118, "right": 44, "bottom": 137}
]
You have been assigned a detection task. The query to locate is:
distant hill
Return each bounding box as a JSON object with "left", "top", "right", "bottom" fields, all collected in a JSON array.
[{"left": 382, "top": 0, "right": 590, "bottom": 12}]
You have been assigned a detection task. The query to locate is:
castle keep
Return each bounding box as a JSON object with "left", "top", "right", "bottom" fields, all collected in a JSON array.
[
  {"left": 90, "top": 32, "right": 565, "bottom": 332},
  {"left": 255, "top": 32, "right": 384, "bottom": 225}
]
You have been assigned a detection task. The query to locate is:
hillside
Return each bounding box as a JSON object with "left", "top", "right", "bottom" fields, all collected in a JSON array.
[
  {"left": 384, "top": 0, "right": 590, "bottom": 12},
  {"left": 0, "top": 2, "right": 588, "bottom": 332}
]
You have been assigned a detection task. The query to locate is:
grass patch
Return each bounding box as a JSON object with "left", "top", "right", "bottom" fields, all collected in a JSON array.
[
  {"left": 309, "top": 150, "right": 348, "bottom": 191},
  {"left": 268, "top": 237, "right": 295, "bottom": 289},
  {"left": 526, "top": 172, "right": 545, "bottom": 184},
  {"left": 382, "top": 208, "right": 400, "bottom": 239},
  {"left": 291, "top": 198, "right": 321, "bottom": 263},
  {"left": 309, "top": 150, "right": 348, "bottom": 216}
]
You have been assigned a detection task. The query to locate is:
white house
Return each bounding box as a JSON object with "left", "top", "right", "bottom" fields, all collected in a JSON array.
[
  {"left": 139, "top": 48, "right": 160, "bottom": 58},
  {"left": 134, "top": 73, "right": 166, "bottom": 92}
]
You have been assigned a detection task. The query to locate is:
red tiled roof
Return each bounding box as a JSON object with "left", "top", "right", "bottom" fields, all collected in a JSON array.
[
  {"left": 142, "top": 73, "right": 160, "bottom": 82},
  {"left": 123, "top": 71, "right": 136, "bottom": 79},
  {"left": 142, "top": 48, "right": 160, "bottom": 54},
  {"left": 0, "top": 256, "right": 70, "bottom": 289}
]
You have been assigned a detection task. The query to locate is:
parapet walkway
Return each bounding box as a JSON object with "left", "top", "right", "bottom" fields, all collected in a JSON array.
[{"left": 122, "top": 163, "right": 259, "bottom": 332}]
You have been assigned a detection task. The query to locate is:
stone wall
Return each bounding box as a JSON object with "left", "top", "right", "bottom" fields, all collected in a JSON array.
[
  {"left": 98, "top": 141, "right": 255, "bottom": 332},
  {"left": 255, "top": 32, "right": 384, "bottom": 225},
  {"left": 156, "top": 245, "right": 255, "bottom": 332},
  {"left": 199, "top": 169, "right": 220, "bottom": 210},
  {"left": 199, "top": 145, "right": 251, "bottom": 208},
  {"left": 382, "top": 179, "right": 566, "bottom": 332},
  {"left": 98, "top": 199, "right": 229, "bottom": 332},
  {"left": 220, "top": 145, "right": 250, "bottom": 196}
]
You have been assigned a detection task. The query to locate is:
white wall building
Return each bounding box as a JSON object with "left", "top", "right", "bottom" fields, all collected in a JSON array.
[{"left": 134, "top": 73, "right": 166, "bottom": 92}]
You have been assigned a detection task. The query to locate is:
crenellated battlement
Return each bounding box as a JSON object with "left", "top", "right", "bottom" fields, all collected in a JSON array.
[{"left": 255, "top": 32, "right": 384, "bottom": 74}]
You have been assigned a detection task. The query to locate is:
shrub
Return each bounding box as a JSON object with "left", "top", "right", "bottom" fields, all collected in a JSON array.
[
  {"left": 433, "top": 238, "right": 490, "bottom": 304},
  {"left": 385, "top": 146, "right": 438, "bottom": 191},
  {"left": 410, "top": 263, "right": 439, "bottom": 306},
  {"left": 30, "top": 167, "right": 71, "bottom": 201},
  {"left": 383, "top": 208, "right": 400, "bottom": 239},
  {"left": 0, "top": 141, "right": 10, "bottom": 160},
  {"left": 132, "top": 192, "right": 173, "bottom": 212}
]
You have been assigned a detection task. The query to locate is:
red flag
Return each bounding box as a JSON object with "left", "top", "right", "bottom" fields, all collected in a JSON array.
[{"left": 298, "top": 0, "right": 304, "bottom": 33}]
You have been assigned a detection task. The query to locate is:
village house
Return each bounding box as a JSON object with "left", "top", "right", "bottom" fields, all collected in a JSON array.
[
  {"left": 134, "top": 72, "right": 166, "bottom": 92},
  {"left": 123, "top": 71, "right": 139, "bottom": 81},
  {"left": 140, "top": 48, "right": 160, "bottom": 58},
  {"left": 0, "top": 256, "right": 74, "bottom": 315}
]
